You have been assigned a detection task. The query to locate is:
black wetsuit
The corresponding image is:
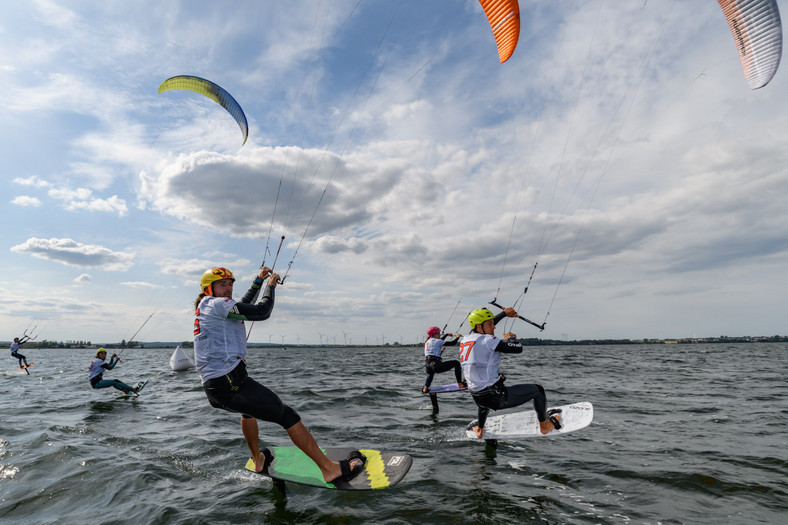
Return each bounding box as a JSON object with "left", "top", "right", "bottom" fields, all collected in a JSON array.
[
  {"left": 464, "top": 312, "right": 548, "bottom": 430},
  {"left": 424, "top": 336, "right": 462, "bottom": 388}
]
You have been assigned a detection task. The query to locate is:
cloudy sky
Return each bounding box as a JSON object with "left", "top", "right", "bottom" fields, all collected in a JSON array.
[{"left": 2, "top": 0, "right": 786, "bottom": 345}]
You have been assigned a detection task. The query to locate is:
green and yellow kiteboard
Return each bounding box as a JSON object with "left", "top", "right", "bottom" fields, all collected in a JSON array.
[{"left": 244, "top": 446, "right": 412, "bottom": 491}]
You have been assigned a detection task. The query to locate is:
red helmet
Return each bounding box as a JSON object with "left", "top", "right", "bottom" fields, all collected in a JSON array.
[{"left": 427, "top": 326, "right": 441, "bottom": 338}]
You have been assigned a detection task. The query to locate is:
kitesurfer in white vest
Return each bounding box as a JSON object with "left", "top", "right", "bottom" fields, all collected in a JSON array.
[
  {"left": 422, "top": 326, "right": 465, "bottom": 393},
  {"left": 88, "top": 348, "right": 140, "bottom": 394},
  {"left": 193, "top": 266, "right": 364, "bottom": 484},
  {"left": 460, "top": 307, "right": 561, "bottom": 438},
  {"left": 10, "top": 337, "right": 30, "bottom": 373}
]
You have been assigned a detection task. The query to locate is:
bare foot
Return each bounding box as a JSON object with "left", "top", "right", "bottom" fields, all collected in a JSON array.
[
  {"left": 322, "top": 457, "right": 364, "bottom": 483},
  {"left": 252, "top": 450, "right": 267, "bottom": 473},
  {"left": 422, "top": 386, "right": 429, "bottom": 393},
  {"left": 473, "top": 425, "right": 484, "bottom": 439},
  {"left": 539, "top": 415, "right": 561, "bottom": 434}
]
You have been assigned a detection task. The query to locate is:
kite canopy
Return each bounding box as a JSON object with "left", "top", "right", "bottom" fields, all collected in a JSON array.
[
  {"left": 717, "top": 0, "right": 783, "bottom": 89},
  {"left": 158, "top": 75, "right": 249, "bottom": 145},
  {"left": 479, "top": 0, "right": 521, "bottom": 63}
]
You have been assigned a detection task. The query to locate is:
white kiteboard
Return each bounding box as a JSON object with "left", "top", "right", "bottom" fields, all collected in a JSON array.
[
  {"left": 118, "top": 380, "right": 148, "bottom": 398},
  {"left": 423, "top": 382, "right": 467, "bottom": 394},
  {"left": 169, "top": 345, "right": 194, "bottom": 371},
  {"left": 465, "top": 401, "right": 593, "bottom": 440}
]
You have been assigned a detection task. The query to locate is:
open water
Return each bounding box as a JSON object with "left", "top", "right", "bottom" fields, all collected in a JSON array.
[{"left": 1, "top": 343, "right": 786, "bottom": 524}]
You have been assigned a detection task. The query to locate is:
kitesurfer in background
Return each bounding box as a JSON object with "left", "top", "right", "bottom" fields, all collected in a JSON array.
[
  {"left": 422, "top": 326, "right": 465, "bottom": 393},
  {"left": 88, "top": 348, "right": 141, "bottom": 394},
  {"left": 460, "top": 307, "right": 561, "bottom": 439},
  {"left": 10, "top": 337, "right": 30, "bottom": 373},
  {"left": 193, "top": 266, "right": 365, "bottom": 484}
]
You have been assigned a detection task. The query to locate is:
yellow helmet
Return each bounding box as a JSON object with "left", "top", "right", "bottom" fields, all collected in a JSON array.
[
  {"left": 96, "top": 348, "right": 107, "bottom": 357},
  {"left": 200, "top": 267, "right": 235, "bottom": 295},
  {"left": 468, "top": 308, "right": 495, "bottom": 329}
]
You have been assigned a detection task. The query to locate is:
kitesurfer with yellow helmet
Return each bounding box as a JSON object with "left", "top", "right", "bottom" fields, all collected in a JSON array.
[
  {"left": 459, "top": 307, "right": 561, "bottom": 439},
  {"left": 88, "top": 348, "right": 141, "bottom": 395},
  {"left": 193, "top": 266, "right": 365, "bottom": 485}
]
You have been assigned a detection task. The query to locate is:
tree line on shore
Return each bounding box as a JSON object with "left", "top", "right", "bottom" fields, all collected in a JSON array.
[{"left": 6, "top": 334, "right": 786, "bottom": 349}]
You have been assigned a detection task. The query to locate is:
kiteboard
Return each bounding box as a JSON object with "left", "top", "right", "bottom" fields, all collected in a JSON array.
[
  {"left": 465, "top": 401, "right": 593, "bottom": 440},
  {"left": 118, "top": 380, "right": 148, "bottom": 398},
  {"left": 244, "top": 446, "right": 412, "bottom": 490},
  {"left": 4, "top": 362, "right": 36, "bottom": 375},
  {"left": 423, "top": 382, "right": 467, "bottom": 394}
]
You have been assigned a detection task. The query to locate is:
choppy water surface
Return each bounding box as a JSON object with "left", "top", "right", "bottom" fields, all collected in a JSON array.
[{"left": 1, "top": 343, "right": 786, "bottom": 524}]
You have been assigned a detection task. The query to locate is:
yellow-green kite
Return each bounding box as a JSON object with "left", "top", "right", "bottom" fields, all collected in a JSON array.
[{"left": 158, "top": 75, "right": 249, "bottom": 145}]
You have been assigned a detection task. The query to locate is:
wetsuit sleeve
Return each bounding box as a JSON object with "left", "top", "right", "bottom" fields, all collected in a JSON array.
[
  {"left": 239, "top": 278, "right": 265, "bottom": 304},
  {"left": 443, "top": 337, "right": 460, "bottom": 346},
  {"left": 494, "top": 338, "right": 523, "bottom": 354},
  {"left": 492, "top": 311, "right": 507, "bottom": 325},
  {"left": 228, "top": 284, "right": 275, "bottom": 321},
  {"left": 490, "top": 311, "right": 521, "bottom": 352},
  {"left": 103, "top": 359, "right": 117, "bottom": 370}
]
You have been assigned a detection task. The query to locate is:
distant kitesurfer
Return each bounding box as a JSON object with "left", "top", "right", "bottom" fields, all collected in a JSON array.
[
  {"left": 88, "top": 348, "right": 141, "bottom": 395},
  {"left": 422, "top": 326, "right": 465, "bottom": 393},
  {"left": 460, "top": 307, "right": 561, "bottom": 439},
  {"left": 10, "top": 337, "right": 30, "bottom": 374},
  {"left": 193, "top": 266, "right": 365, "bottom": 484}
]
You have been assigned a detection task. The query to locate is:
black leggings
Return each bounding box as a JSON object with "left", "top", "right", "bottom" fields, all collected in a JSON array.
[
  {"left": 11, "top": 351, "right": 27, "bottom": 367},
  {"left": 472, "top": 383, "right": 547, "bottom": 429},
  {"left": 424, "top": 358, "right": 463, "bottom": 387},
  {"left": 203, "top": 362, "right": 301, "bottom": 429}
]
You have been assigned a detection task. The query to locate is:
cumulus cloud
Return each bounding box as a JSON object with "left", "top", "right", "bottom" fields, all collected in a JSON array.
[
  {"left": 74, "top": 273, "right": 92, "bottom": 283},
  {"left": 65, "top": 195, "right": 128, "bottom": 215},
  {"left": 120, "top": 281, "right": 159, "bottom": 289},
  {"left": 48, "top": 187, "right": 93, "bottom": 201},
  {"left": 156, "top": 257, "right": 253, "bottom": 278},
  {"left": 312, "top": 236, "right": 368, "bottom": 254},
  {"left": 13, "top": 176, "right": 51, "bottom": 188},
  {"left": 10, "top": 237, "right": 134, "bottom": 270},
  {"left": 139, "top": 147, "right": 378, "bottom": 238},
  {"left": 47, "top": 187, "right": 128, "bottom": 216},
  {"left": 11, "top": 196, "right": 42, "bottom": 207}
]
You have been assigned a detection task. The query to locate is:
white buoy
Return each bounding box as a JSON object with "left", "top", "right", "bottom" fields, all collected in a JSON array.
[{"left": 169, "top": 345, "right": 194, "bottom": 371}]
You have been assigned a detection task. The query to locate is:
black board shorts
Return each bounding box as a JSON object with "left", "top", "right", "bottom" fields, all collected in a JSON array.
[{"left": 203, "top": 361, "right": 301, "bottom": 429}]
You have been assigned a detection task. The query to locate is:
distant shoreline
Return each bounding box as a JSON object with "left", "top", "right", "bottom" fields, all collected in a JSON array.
[{"left": 6, "top": 334, "right": 786, "bottom": 349}]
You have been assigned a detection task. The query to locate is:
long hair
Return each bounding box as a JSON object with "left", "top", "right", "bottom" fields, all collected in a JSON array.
[{"left": 194, "top": 293, "right": 206, "bottom": 311}]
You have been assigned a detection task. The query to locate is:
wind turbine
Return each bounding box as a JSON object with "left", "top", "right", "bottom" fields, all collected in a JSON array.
[
  {"left": 318, "top": 332, "right": 325, "bottom": 345},
  {"left": 342, "top": 330, "right": 350, "bottom": 346}
]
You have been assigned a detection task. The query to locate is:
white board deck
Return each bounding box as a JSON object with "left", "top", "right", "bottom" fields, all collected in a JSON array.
[
  {"left": 423, "top": 383, "right": 467, "bottom": 394},
  {"left": 466, "top": 401, "right": 593, "bottom": 439},
  {"left": 118, "top": 380, "right": 148, "bottom": 398}
]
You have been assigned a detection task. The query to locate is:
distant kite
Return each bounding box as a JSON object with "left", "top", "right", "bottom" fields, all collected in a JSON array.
[
  {"left": 479, "top": 0, "right": 521, "bottom": 63},
  {"left": 158, "top": 75, "right": 249, "bottom": 145},
  {"left": 717, "top": 0, "right": 783, "bottom": 89}
]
